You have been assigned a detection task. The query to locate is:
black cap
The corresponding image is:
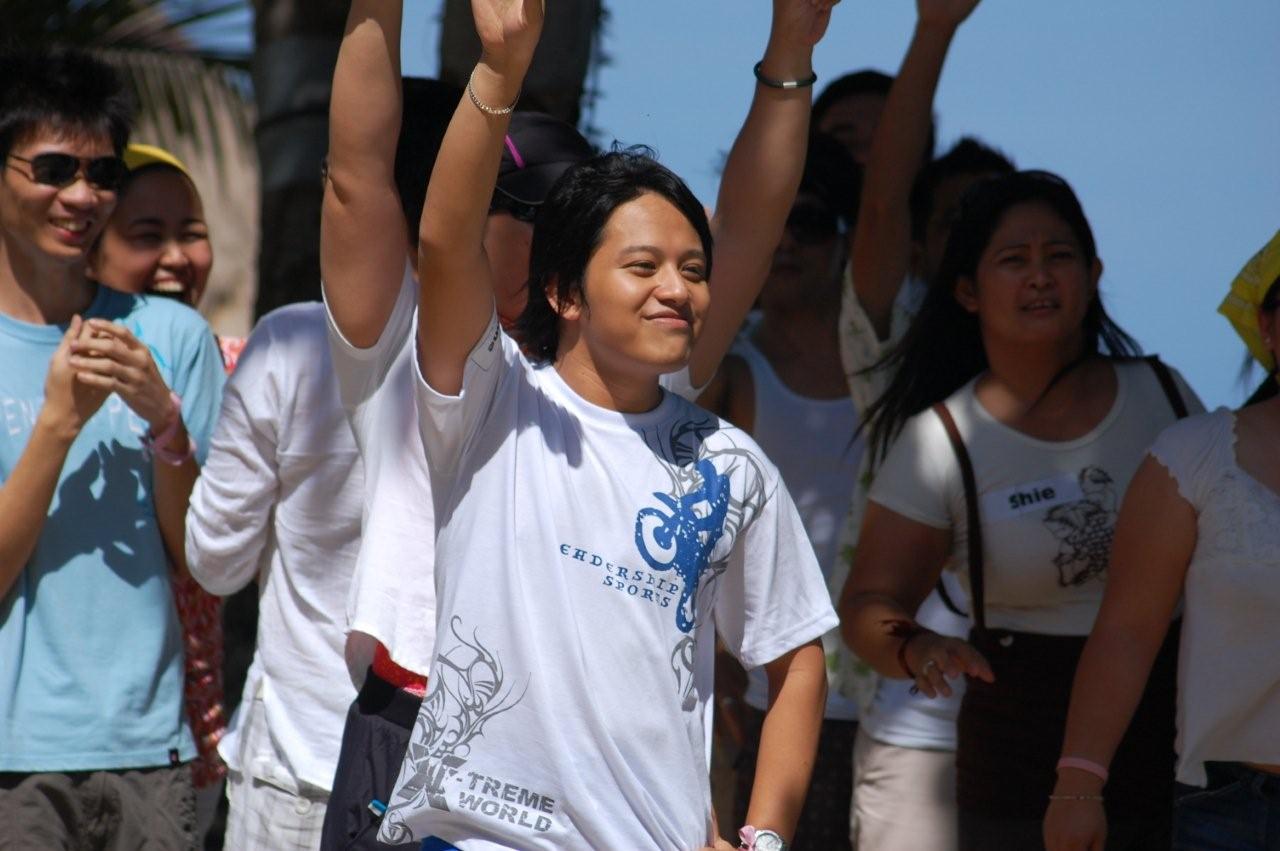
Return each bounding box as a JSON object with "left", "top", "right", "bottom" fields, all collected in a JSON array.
[{"left": 495, "top": 112, "right": 594, "bottom": 206}]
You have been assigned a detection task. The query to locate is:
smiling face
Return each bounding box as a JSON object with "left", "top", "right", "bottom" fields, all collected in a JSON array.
[
  {"left": 955, "top": 200, "right": 1101, "bottom": 350},
  {"left": 557, "top": 192, "right": 709, "bottom": 378},
  {"left": 88, "top": 167, "right": 212, "bottom": 306},
  {"left": 0, "top": 126, "right": 119, "bottom": 267}
]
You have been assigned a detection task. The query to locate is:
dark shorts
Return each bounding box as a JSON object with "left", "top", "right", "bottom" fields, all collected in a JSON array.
[
  {"left": 319, "top": 669, "right": 423, "bottom": 851},
  {"left": 0, "top": 764, "right": 196, "bottom": 850}
]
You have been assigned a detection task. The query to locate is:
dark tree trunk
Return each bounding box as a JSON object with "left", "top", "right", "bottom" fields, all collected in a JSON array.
[
  {"left": 439, "top": 0, "right": 602, "bottom": 126},
  {"left": 249, "top": 0, "right": 347, "bottom": 320}
]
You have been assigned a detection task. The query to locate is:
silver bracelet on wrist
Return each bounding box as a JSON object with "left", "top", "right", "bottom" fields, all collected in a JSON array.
[{"left": 467, "top": 67, "right": 520, "bottom": 115}]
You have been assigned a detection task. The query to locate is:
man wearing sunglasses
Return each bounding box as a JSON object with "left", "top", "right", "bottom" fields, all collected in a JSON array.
[{"left": 0, "top": 47, "right": 225, "bottom": 849}]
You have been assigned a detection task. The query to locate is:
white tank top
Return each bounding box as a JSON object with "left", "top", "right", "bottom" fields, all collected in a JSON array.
[{"left": 733, "top": 336, "right": 862, "bottom": 719}]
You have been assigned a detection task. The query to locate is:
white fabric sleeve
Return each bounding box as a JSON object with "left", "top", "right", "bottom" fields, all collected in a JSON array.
[
  {"left": 715, "top": 471, "right": 840, "bottom": 670},
  {"left": 414, "top": 312, "right": 510, "bottom": 479},
  {"left": 323, "top": 262, "right": 417, "bottom": 417},
  {"left": 185, "top": 316, "right": 283, "bottom": 596},
  {"left": 660, "top": 365, "right": 711, "bottom": 402},
  {"left": 866, "top": 410, "right": 955, "bottom": 531},
  {"left": 838, "top": 270, "right": 926, "bottom": 416},
  {"left": 1147, "top": 409, "right": 1231, "bottom": 510}
]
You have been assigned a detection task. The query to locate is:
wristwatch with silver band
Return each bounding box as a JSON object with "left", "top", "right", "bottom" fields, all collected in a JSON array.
[{"left": 738, "top": 825, "right": 787, "bottom": 851}]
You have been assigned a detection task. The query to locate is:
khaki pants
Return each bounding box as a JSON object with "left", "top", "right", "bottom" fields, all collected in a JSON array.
[
  {"left": 851, "top": 730, "right": 957, "bottom": 851},
  {"left": 0, "top": 765, "right": 196, "bottom": 850}
]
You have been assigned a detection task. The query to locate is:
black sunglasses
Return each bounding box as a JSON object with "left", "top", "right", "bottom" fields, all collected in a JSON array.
[
  {"left": 785, "top": 205, "right": 840, "bottom": 245},
  {"left": 6, "top": 152, "right": 128, "bottom": 192},
  {"left": 489, "top": 193, "right": 539, "bottom": 224}
]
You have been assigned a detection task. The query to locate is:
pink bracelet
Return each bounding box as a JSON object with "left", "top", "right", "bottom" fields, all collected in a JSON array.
[
  {"left": 1057, "top": 757, "right": 1109, "bottom": 783},
  {"left": 142, "top": 391, "right": 196, "bottom": 466}
]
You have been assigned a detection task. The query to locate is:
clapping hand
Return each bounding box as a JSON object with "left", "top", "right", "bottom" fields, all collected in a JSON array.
[
  {"left": 42, "top": 316, "right": 111, "bottom": 438},
  {"left": 69, "top": 318, "right": 177, "bottom": 434}
]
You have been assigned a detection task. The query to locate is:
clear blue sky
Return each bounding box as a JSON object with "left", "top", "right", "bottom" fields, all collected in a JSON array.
[{"left": 198, "top": 2, "right": 1280, "bottom": 409}]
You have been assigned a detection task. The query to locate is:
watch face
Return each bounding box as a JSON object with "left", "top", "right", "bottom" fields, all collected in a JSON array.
[{"left": 755, "top": 831, "right": 785, "bottom": 851}]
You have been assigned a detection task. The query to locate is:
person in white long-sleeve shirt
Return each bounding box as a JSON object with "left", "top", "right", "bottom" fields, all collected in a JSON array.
[{"left": 185, "top": 302, "right": 363, "bottom": 849}]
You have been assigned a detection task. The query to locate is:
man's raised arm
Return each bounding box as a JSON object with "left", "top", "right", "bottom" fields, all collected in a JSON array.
[
  {"left": 414, "top": 0, "right": 542, "bottom": 395},
  {"left": 850, "top": 0, "right": 980, "bottom": 340},
  {"left": 689, "top": 0, "right": 837, "bottom": 389},
  {"left": 321, "top": 0, "right": 407, "bottom": 349}
]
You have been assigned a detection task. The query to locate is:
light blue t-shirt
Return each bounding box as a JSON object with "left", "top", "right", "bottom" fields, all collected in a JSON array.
[{"left": 0, "top": 286, "right": 224, "bottom": 772}]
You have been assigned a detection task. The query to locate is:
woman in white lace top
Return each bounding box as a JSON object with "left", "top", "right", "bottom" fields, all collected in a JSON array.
[{"left": 1045, "top": 231, "right": 1280, "bottom": 851}]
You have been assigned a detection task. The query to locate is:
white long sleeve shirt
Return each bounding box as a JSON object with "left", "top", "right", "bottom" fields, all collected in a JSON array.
[{"left": 186, "top": 302, "right": 362, "bottom": 792}]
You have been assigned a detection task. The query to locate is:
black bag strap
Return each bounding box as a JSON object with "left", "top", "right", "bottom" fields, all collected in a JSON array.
[
  {"left": 1144, "top": 355, "right": 1189, "bottom": 420},
  {"left": 932, "top": 402, "right": 986, "bottom": 635}
]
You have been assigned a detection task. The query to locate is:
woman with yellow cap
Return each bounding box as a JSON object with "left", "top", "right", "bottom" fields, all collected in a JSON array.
[
  {"left": 89, "top": 142, "right": 231, "bottom": 841},
  {"left": 1044, "top": 230, "right": 1280, "bottom": 851}
]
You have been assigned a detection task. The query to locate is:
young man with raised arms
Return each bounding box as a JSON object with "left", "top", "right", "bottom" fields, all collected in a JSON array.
[{"left": 322, "top": 1, "right": 843, "bottom": 848}]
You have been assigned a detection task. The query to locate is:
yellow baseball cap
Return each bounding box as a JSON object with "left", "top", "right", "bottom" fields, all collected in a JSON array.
[
  {"left": 122, "top": 143, "right": 192, "bottom": 180},
  {"left": 1218, "top": 228, "right": 1280, "bottom": 371}
]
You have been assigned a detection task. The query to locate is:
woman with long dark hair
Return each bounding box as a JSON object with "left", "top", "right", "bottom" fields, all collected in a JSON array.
[
  {"left": 839, "top": 170, "right": 1203, "bottom": 849},
  {"left": 1044, "top": 232, "right": 1280, "bottom": 851}
]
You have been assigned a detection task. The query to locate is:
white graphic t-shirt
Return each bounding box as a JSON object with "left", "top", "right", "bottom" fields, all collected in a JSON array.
[
  {"left": 378, "top": 314, "right": 837, "bottom": 850},
  {"left": 869, "top": 359, "right": 1201, "bottom": 635}
]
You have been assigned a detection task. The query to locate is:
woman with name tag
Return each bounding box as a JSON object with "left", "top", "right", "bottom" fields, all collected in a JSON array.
[
  {"left": 838, "top": 169, "right": 1204, "bottom": 850},
  {"left": 1045, "top": 230, "right": 1280, "bottom": 851}
]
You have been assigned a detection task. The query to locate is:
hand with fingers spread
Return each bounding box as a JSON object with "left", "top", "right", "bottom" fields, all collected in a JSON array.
[
  {"left": 42, "top": 316, "right": 112, "bottom": 438},
  {"left": 917, "top": 0, "right": 982, "bottom": 29},
  {"left": 68, "top": 318, "right": 178, "bottom": 435},
  {"left": 901, "top": 629, "right": 994, "bottom": 698}
]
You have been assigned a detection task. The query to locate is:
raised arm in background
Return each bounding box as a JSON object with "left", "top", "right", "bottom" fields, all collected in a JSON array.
[
  {"left": 321, "top": 0, "right": 407, "bottom": 349},
  {"left": 850, "top": 0, "right": 979, "bottom": 339},
  {"left": 414, "top": 0, "right": 542, "bottom": 394},
  {"left": 690, "top": 0, "right": 836, "bottom": 388}
]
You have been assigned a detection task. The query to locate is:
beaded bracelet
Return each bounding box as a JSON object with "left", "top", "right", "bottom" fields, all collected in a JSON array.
[
  {"left": 1048, "top": 794, "right": 1105, "bottom": 802},
  {"left": 752, "top": 61, "right": 817, "bottom": 90},
  {"left": 467, "top": 68, "right": 520, "bottom": 115}
]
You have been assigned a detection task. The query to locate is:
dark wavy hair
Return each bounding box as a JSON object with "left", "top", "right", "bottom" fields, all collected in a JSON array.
[
  {"left": 0, "top": 47, "right": 132, "bottom": 159},
  {"left": 909, "top": 137, "right": 1015, "bottom": 242},
  {"left": 812, "top": 69, "right": 935, "bottom": 168},
  {"left": 1245, "top": 275, "right": 1280, "bottom": 406},
  {"left": 513, "top": 148, "right": 713, "bottom": 363},
  {"left": 865, "top": 169, "right": 1142, "bottom": 461}
]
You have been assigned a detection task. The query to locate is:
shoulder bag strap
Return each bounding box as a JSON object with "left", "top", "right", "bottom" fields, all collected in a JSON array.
[
  {"left": 931, "top": 402, "right": 986, "bottom": 635},
  {"left": 1143, "top": 355, "right": 1189, "bottom": 420}
]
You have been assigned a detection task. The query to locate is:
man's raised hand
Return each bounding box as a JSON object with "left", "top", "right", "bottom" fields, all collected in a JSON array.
[
  {"left": 773, "top": 0, "right": 840, "bottom": 50},
  {"left": 917, "top": 0, "right": 982, "bottom": 29},
  {"left": 473, "top": 0, "right": 545, "bottom": 76}
]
